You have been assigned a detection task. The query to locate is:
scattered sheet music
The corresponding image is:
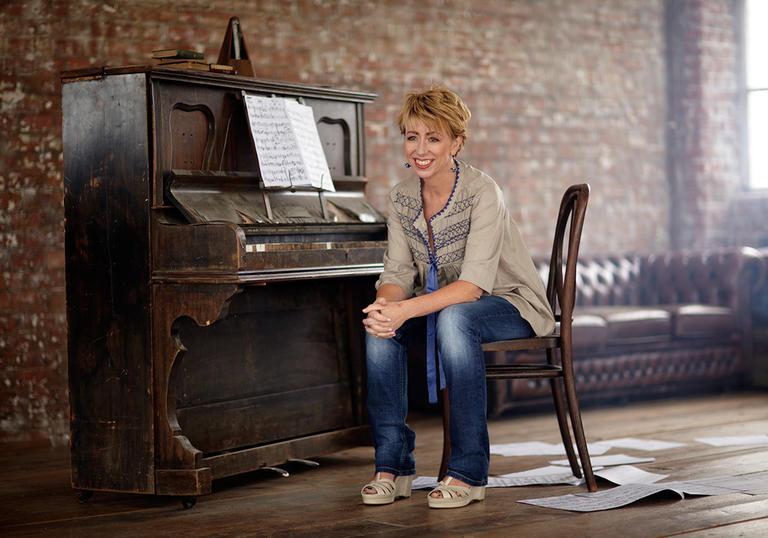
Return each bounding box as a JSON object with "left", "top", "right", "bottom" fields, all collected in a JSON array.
[
  {"left": 242, "top": 92, "right": 334, "bottom": 191},
  {"left": 519, "top": 472, "right": 768, "bottom": 512},
  {"left": 490, "top": 441, "right": 611, "bottom": 457},
  {"left": 694, "top": 435, "right": 768, "bottom": 447},
  {"left": 411, "top": 467, "right": 583, "bottom": 491},
  {"left": 492, "top": 465, "right": 585, "bottom": 486},
  {"left": 411, "top": 476, "right": 440, "bottom": 490},
  {"left": 520, "top": 483, "right": 684, "bottom": 512},
  {"left": 592, "top": 437, "right": 687, "bottom": 451},
  {"left": 594, "top": 465, "right": 668, "bottom": 485},
  {"left": 490, "top": 437, "right": 683, "bottom": 457},
  {"left": 549, "top": 453, "right": 655, "bottom": 467},
  {"left": 412, "top": 465, "right": 664, "bottom": 490}
]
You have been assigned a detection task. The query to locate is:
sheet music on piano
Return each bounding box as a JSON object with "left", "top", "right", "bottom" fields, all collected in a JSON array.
[{"left": 242, "top": 92, "right": 335, "bottom": 192}]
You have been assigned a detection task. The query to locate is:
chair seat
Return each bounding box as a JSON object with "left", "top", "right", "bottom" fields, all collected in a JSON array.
[
  {"left": 486, "top": 363, "right": 563, "bottom": 379},
  {"left": 482, "top": 334, "right": 560, "bottom": 352}
]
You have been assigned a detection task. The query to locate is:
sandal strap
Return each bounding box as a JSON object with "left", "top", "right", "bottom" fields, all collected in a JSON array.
[
  {"left": 361, "top": 475, "right": 396, "bottom": 496},
  {"left": 431, "top": 478, "right": 471, "bottom": 500}
]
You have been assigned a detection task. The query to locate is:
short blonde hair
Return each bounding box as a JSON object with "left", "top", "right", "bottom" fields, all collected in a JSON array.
[{"left": 397, "top": 86, "right": 471, "bottom": 154}]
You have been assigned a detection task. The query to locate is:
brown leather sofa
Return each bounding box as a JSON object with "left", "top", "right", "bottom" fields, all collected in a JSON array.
[{"left": 487, "top": 247, "right": 765, "bottom": 415}]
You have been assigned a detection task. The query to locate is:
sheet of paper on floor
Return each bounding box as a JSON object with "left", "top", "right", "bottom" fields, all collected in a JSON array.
[
  {"left": 411, "top": 476, "right": 440, "bottom": 490},
  {"left": 519, "top": 472, "right": 768, "bottom": 512},
  {"left": 694, "top": 435, "right": 768, "bottom": 446},
  {"left": 662, "top": 472, "right": 768, "bottom": 495},
  {"left": 550, "top": 453, "right": 655, "bottom": 467},
  {"left": 413, "top": 464, "right": 664, "bottom": 490},
  {"left": 490, "top": 441, "right": 611, "bottom": 457},
  {"left": 488, "top": 464, "right": 668, "bottom": 488},
  {"left": 594, "top": 465, "right": 668, "bottom": 484},
  {"left": 413, "top": 466, "right": 586, "bottom": 490},
  {"left": 519, "top": 483, "right": 685, "bottom": 512},
  {"left": 592, "top": 437, "right": 687, "bottom": 451},
  {"left": 413, "top": 469, "right": 583, "bottom": 490},
  {"left": 489, "top": 466, "right": 584, "bottom": 487}
]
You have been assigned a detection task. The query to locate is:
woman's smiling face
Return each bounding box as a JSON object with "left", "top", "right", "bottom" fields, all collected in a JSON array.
[{"left": 403, "top": 119, "right": 462, "bottom": 182}]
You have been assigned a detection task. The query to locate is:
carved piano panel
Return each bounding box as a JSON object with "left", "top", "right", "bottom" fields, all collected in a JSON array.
[
  {"left": 169, "top": 103, "right": 216, "bottom": 170},
  {"left": 175, "top": 279, "right": 356, "bottom": 454}
]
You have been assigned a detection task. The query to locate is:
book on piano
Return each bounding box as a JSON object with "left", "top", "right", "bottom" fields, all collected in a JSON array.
[
  {"left": 152, "top": 48, "right": 204, "bottom": 60},
  {"left": 242, "top": 92, "right": 335, "bottom": 192}
]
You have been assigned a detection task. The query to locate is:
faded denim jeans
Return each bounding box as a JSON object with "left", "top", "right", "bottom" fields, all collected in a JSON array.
[{"left": 365, "top": 295, "right": 534, "bottom": 486}]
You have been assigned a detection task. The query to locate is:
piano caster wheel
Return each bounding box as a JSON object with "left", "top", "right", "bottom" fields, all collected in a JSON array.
[
  {"left": 77, "top": 490, "right": 94, "bottom": 504},
  {"left": 181, "top": 496, "right": 197, "bottom": 509}
]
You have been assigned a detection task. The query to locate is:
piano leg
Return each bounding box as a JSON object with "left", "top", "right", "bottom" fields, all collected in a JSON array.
[{"left": 152, "top": 282, "right": 241, "bottom": 496}]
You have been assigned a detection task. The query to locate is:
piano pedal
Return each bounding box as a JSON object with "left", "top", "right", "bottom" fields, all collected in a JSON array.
[
  {"left": 261, "top": 466, "right": 290, "bottom": 477},
  {"left": 287, "top": 458, "right": 320, "bottom": 468}
]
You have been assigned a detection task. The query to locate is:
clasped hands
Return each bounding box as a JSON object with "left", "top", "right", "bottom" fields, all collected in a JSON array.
[{"left": 362, "top": 297, "right": 410, "bottom": 338}]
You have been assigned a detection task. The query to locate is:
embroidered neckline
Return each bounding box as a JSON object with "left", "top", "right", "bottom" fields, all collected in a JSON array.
[{"left": 413, "top": 158, "right": 461, "bottom": 265}]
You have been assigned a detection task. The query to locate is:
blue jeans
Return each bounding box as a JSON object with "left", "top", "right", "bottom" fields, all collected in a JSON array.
[{"left": 365, "top": 295, "right": 534, "bottom": 486}]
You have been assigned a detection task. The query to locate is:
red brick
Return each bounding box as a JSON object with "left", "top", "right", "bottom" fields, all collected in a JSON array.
[
  {"left": 126, "top": 5, "right": 181, "bottom": 25},
  {"left": 19, "top": 113, "right": 57, "bottom": 132},
  {"left": 45, "top": 250, "right": 66, "bottom": 270},
  {"left": 194, "top": 11, "right": 238, "bottom": 29},
  {"left": 3, "top": 2, "right": 24, "bottom": 15},
  {"left": 166, "top": 25, "right": 213, "bottom": 46},
  {"left": 63, "top": 57, "right": 93, "bottom": 71}
]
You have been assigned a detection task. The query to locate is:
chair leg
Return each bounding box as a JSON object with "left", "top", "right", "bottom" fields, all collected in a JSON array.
[
  {"left": 549, "top": 377, "right": 582, "bottom": 479},
  {"left": 438, "top": 387, "right": 450, "bottom": 480},
  {"left": 561, "top": 361, "right": 597, "bottom": 492}
]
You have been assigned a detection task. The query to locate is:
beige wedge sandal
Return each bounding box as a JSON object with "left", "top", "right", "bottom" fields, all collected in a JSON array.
[
  {"left": 427, "top": 476, "right": 486, "bottom": 509},
  {"left": 361, "top": 472, "right": 414, "bottom": 505}
]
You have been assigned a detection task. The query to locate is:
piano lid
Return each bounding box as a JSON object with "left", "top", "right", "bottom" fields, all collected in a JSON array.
[{"left": 166, "top": 170, "right": 385, "bottom": 227}]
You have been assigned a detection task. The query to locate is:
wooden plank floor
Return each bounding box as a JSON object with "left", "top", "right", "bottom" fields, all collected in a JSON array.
[{"left": 2, "top": 392, "right": 768, "bottom": 537}]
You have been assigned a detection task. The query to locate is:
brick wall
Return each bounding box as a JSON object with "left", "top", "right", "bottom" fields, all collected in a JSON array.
[
  {"left": 0, "top": 0, "right": 741, "bottom": 445},
  {"left": 666, "top": 0, "right": 744, "bottom": 250}
]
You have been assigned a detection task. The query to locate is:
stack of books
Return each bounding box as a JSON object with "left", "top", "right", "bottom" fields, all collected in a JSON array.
[{"left": 151, "top": 48, "right": 234, "bottom": 73}]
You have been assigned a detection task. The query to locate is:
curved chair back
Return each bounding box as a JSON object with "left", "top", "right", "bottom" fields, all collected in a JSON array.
[{"left": 546, "top": 183, "right": 590, "bottom": 358}]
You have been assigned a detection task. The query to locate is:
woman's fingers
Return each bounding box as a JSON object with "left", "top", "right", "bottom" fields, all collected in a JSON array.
[
  {"left": 363, "top": 316, "right": 395, "bottom": 338},
  {"left": 362, "top": 297, "right": 388, "bottom": 314},
  {"left": 362, "top": 297, "right": 395, "bottom": 338},
  {"left": 366, "top": 309, "right": 391, "bottom": 322}
]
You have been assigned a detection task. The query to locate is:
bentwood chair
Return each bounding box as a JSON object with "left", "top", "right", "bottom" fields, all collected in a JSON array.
[{"left": 438, "top": 183, "right": 597, "bottom": 492}]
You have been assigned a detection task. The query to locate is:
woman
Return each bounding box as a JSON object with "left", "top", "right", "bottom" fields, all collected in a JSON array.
[{"left": 361, "top": 86, "right": 555, "bottom": 509}]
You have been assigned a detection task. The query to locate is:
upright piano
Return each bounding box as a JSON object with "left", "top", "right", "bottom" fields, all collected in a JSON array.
[{"left": 61, "top": 66, "right": 386, "bottom": 502}]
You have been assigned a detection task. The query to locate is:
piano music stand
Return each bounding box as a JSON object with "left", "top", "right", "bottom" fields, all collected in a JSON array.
[{"left": 259, "top": 183, "right": 331, "bottom": 222}]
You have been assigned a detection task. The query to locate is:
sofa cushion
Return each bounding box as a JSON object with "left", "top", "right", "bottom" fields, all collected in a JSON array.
[
  {"left": 571, "top": 314, "right": 608, "bottom": 352},
  {"left": 579, "top": 306, "right": 671, "bottom": 346},
  {"left": 664, "top": 304, "right": 736, "bottom": 338}
]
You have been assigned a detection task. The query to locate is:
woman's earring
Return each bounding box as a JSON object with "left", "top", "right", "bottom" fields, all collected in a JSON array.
[
  {"left": 450, "top": 157, "right": 459, "bottom": 173},
  {"left": 404, "top": 162, "right": 411, "bottom": 168}
]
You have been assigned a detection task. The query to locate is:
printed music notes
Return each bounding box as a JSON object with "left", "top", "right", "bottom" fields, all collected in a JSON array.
[{"left": 242, "top": 92, "right": 334, "bottom": 191}]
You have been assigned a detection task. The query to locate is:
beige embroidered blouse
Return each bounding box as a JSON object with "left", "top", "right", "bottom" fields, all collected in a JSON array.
[{"left": 376, "top": 160, "right": 556, "bottom": 336}]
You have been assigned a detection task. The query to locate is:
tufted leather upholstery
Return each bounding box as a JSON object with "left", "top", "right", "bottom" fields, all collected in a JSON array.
[
  {"left": 487, "top": 247, "right": 765, "bottom": 415},
  {"left": 535, "top": 248, "right": 762, "bottom": 310}
]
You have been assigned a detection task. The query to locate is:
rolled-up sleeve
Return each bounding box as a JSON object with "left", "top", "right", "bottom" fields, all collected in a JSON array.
[
  {"left": 376, "top": 193, "right": 417, "bottom": 296},
  {"left": 458, "top": 182, "right": 505, "bottom": 293}
]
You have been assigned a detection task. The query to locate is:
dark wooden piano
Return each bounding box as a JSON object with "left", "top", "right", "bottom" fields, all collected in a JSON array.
[{"left": 61, "top": 66, "right": 386, "bottom": 504}]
